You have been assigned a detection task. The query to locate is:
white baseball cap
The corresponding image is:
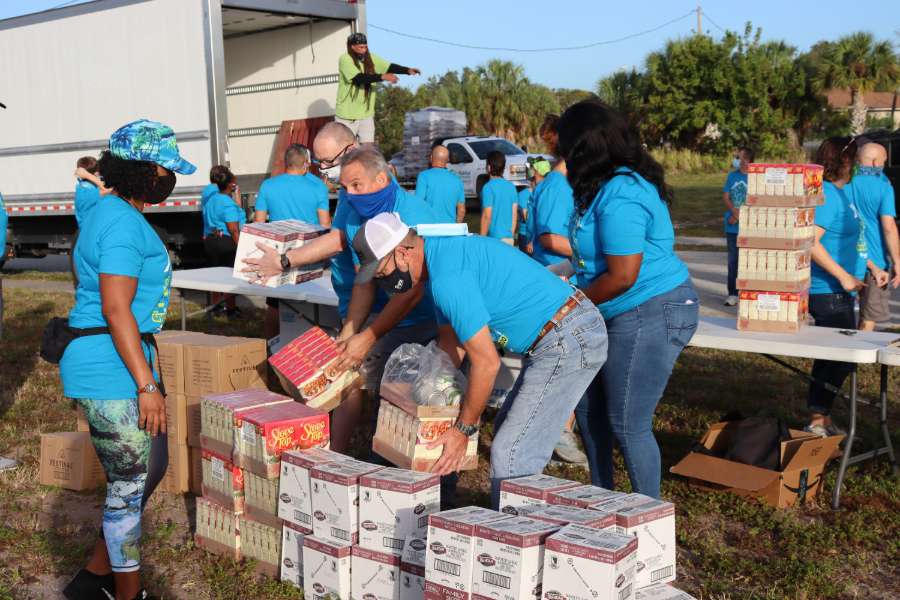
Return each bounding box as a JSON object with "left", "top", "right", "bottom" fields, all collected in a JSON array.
[{"left": 352, "top": 212, "right": 411, "bottom": 283}]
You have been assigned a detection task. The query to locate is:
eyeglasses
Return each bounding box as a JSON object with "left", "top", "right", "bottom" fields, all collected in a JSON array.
[{"left": 313, "top": 144, "right": 353, "bottom": 169}]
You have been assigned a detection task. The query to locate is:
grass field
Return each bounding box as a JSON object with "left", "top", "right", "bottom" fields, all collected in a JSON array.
[
  {"left": 668, "top": 172, "right": 727, "bottom": 238},
  {"left": 0, "top": 284, "right": 898, "bottom": 599}
]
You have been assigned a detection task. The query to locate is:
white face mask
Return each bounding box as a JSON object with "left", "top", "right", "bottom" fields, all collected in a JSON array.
[
  {"left": 732, "top": 158, "right": 742, "bottom": 169},
  {"left": 320, "top": 164, "right": 341, "bottom": 183}
]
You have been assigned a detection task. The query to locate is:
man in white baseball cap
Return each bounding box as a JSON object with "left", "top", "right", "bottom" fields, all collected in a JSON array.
[{"left": 353, "top": 213, "right": 608, "bottom": 509}]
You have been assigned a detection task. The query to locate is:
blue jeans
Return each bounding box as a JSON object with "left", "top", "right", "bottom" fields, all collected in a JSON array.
[
  {"left": 489, "top": 296, "right": 608, "bottom": 508},
  {"left": 808, "top": 292, "right": 856, "bottom": 415},
  {"left": 575, "top": 281, "right": 699, "bottom": 499},
  {"left": 726, "top": 233, "right": 738, "bottom": 296}
]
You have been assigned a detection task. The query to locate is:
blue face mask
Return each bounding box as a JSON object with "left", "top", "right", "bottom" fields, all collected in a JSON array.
[
  {"left": 346, "top": 178, "right": 398, "bottom": 219},
  {"left": 856, "top": 165, "right": 884, "bottom": 177},
  {"left": 732, "top": 158, "right": 742, "bottom": 169}
]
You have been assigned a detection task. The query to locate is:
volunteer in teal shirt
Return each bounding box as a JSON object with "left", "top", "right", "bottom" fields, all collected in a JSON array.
[
  {"left": 0, "top": 192, "right": 7, "bottom": 261},
  {"left": 852, "top": 165, "right": 896, "bottom": 278},
  {"left": 74, "top": 179, "right": 102, "bottom": 226},
  {"left": 810, "top": 180, "right": 866, "bottom": 293},
  {"left": 255, "top": 173, "right": 329, "bottom": 224},
  {"left": 722, "top": 147, "right": 752, "bottom": 303},
  {"left": 415, "top": 164, "right": 465, "bottom": 224},
  {"left": 480, "top": 151, "right": 518, "bottom": 242},
  {"left": 531, "top": 169, "right": 575, "bottom": 265},
  {"left": 517, "top": 186, "right": 534, "bottom": 249},
  {"left": 559, "top": 100, "right": 699, "bottom": 499},
  {"left": 352, "top": 213, "right": 606, "bottom": 509}
]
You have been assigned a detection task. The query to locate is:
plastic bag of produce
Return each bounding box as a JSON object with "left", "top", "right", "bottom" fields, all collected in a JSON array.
[{"left": 381, "top": 342, "right": 467, "bottom": 410}]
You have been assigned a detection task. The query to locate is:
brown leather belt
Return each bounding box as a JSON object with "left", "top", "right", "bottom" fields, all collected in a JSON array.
[{"left": 527, "top": 289, "right": 588, "bottom": 353}]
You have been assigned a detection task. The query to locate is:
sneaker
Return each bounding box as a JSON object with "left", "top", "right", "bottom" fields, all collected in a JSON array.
[
  {"left": 62, "top": 569, "right": 114, "bottom": 600},
  {"left": 552, "top": 430, "right": 588, "bottom": 464},
  {"left": 804, "top": 422, "right": 846, "bottom": 438},
  {"left": 724, "top": 295, "right": 738, "bottom": 307}
]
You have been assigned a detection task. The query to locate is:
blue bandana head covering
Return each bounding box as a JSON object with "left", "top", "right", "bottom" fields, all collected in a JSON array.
[{"left": 109, "top": 119, "right": 197, "bottom": 174}]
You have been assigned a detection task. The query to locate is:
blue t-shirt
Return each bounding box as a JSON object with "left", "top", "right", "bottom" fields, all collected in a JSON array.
[
  {"left": 570, "top": 169, "right": 690, "bottom": 320},
  {"left": 0, "top": 192, "right": 7, "bottom": 257},
  {"left": 518, "top": 187, "right": 534, "bottom": 240},
  {"left": 330, "top": 193, "right": 358, "bottom": 319},
  {"left": 424, "top": 236, "right": 572, "bottom": 353},
  {"left": 74, "top": 180, "right": 102, "bottom": 227},
  {"left": 332, "top": 187, "right": 437, "bottom": 327},
  {"left": 811, "top": 181, "right": 865, "bottom": 293},
  {"left": 255, "top": 173, "right": 328, "bottom": 224},
  {"left": 481, "top": 178, "right": 518, "bottom": 239},
  {"left": 851, "top": 169, "right": 896, "bottom": 270},
  {"left": 60, "top": 197, "right": 172, "bottom": 400},
  {"left": 203, "top": 192, "right": 246, "bottom": 237},
  {"left": 201, "top": 184, "right": 219, "bottom": 236},
  {"left": 416, "top": 167, "right": 464, "bottom": 224},
  {"left": 723, "top": 170, "right": 748, "bottom": 234},
  {"left": 531, "top": 171, "right": 574, "bottom": 266}
]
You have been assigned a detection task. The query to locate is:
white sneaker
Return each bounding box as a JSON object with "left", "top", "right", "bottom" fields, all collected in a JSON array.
[{"left": 724, "top": 295, "right": 738, "bottom": 307}]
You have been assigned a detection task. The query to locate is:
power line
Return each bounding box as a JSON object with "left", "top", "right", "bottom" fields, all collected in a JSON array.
[
  {"left": 701, "top": 9, "right": 729, "bottom": 34},
  {"left": 369, "top": 10, "right": 696, "bottom": 53},
  {"left": 48, "top": 0, "right": 84, "bottom": 10}
]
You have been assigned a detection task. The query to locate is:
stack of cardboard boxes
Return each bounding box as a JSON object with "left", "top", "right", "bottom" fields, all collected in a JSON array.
[{"left": 736, "top": 164, "right": 825, "bottom": 332}]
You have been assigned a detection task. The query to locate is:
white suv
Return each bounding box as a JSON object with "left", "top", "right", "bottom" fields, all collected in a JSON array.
[{"left": 441, "top": 136, "right": 530, "bottom": 197}]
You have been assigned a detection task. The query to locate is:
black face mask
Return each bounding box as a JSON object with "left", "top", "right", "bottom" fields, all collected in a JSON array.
[
  {"left": 144, "top": 171, "right": 176, "bottom": 205},
  {"left": 376, "top": 266, "right": 413, "bottom": 297}
]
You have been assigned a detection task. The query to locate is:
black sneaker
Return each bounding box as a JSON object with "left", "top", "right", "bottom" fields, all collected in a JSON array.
[
  {"left": 62, "top": 569, "right": 114, "bottom": 599},
  {"left": 128, "top": 590, "right": 158, "bottom": 600}
]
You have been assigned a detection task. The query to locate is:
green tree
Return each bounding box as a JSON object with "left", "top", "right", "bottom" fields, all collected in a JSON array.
[
  {"left": 596, "top": 69, "right": 644, "bottom": 122},
  {"left": 556, "top": 88, "right": 598, "bottom": 112},
  {"left": 812, "top": 32, "right": 900, "bottom": 134},
  {"left": 374, "top": 86, "right": 416, "bottom": 158}
]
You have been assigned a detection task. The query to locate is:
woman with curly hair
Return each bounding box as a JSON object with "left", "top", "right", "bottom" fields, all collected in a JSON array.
[
  {"left": 557, "top": 100, "right": 699, "bottom": 499},
  {"left": 60, "top": 119, "right": 195, "bottom": 600},
  {"left": 202, "top": 164, "right": 244, "bottom": 318},
  {"left": 335, "top": 32, "right": 419, "bottom": 144}
]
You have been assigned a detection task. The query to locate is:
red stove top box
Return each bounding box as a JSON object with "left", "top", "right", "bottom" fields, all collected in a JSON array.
[
  {"left": 746, "top": 163, "right": 824, "bottom": 207},
  {"left": 200, "top": 389, "right": 293, "bottom": 459},
  {"left": 234, "top": 402, "right": 329, "bottom": 478},
  {"left": 269, "top": 327, "right": 361, "bottom": 412}
]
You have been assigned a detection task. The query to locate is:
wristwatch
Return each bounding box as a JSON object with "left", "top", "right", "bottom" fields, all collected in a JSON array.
[
  {"left": 280, "top": 252, "right": 291, "bottom": 272},
  {"left": 137, "top": 382, "right": 158, "bottom": 395},
  {"left": 453, "top": 420, "right": 478, "bottom": 437}
]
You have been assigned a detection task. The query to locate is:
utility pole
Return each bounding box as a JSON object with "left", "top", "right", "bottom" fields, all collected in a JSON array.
[{"left": 696, "top": 4, "right": 702, "bottom": 35}]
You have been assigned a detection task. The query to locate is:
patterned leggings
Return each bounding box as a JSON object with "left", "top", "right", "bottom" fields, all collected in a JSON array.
[{"left": 77, "top": 399, "right": 168, "bottom": 573}]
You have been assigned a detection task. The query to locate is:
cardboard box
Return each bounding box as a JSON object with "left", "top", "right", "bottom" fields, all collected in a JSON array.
[
  {"left": 200, "top": 389, "right": 293, "bottom": 459},
  {"left": 238, "top": 515, "right": 282, "bottom": 578},
  {"left": 424, "top": 506, "right": 511, "bottom": 599},
  {"left": 156, "top": 330, "right": 200, "bottom": 396},
  {"left": 359, "top": 467, "right": 441, "bottom": 555},
  {"left": 517, "top": 504, "right": 616, "bottom": 531},
  {"left": 471, "top": 516, "right": 560, "bottom": 600},
  {"left": 589, "top": 495, "right": 676, "bottom": 589},
  {"left": 746, "top": 163, "right": 824, "bottom": 206},
  {"left": 166, "top": 394, "right": 202, "bottom": 447},
  {"left": 278, "top": 300, "right": 343, "bottom": 348},
  {"left": 498, "top": 475, "right": 580, "bottom": 515},
  {"left": 195, "top": 496, "right": 240, "bottom": 560},
  {"left": 278, "top": 448, "right": 354, "bottom": 531},
  {"left": 373, "top": 399, "right": 478, "bottom": 472},
  {"left": 543, "top": 524, "right": 638, "bottom": 600},
  {"left": 670, "top": 421, "right": 843, "bottom": 508},
  {"left": 74, "top": 405, "right": 90, "bottom": 432},
  {"left": 184, "top": 336, "right": 268, "bottom": 398},
  {"left": 635, "top": 584, "right": 698, "bottom": 600},
  {"left": 736, "top": 248, "right": 811, "bottom": 292},
  {"left": 162, "top": 440, "right": 190, "bottom": 494},
  {"left": 243, "top": 469, "right": 282, "bottom": 529},
  {"left": 547, "top": 485, "right": 626, "bottom": 509},
  {"left": 737, "top": 206, "right": 816, "bottom": 250},
  {"left": 201, "top": 448, "right": 245, "bottom": 512},
  {"left": 310, "top": 459, "right": 384, "bottom": 544},
  {"left": 281, "top": 521, "right": 306, "bottom": 589},
  {"left": 738, "top": 290, "right": 809, "bottom": 333},
  {"left": 401, "top": 535, "right": 428, "bottom": 600},
  {"left": 233, "top": 220, "right": 327, "bottom": 287},
  {"left": 303, "top": 536, "right": 352, "bottom": 600},
  {"left": 268, "top": 327, "right": 361, "bottom": 412},
  {"left": 352, "top": 545, "right": 402, "bottom": 600},
  {"left": 234, "top": 402, "right": 330, "bottom": 478},
  {"left": 39, "top": 432, "right": 105, "bottom": 491},
  {"left": 190, "top": 447, "right": 203, "bottom": 496}
]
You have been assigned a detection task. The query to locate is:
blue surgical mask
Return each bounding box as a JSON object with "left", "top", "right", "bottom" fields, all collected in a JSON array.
[
  {"left": 856, "top": 165, "right": 884, "bottom": 177},
  {"left": 346, "top": 179, "right": 398, "bottom": 219},
  {"left": 732, "top": 158, "right": 742, "bottom": 169}
]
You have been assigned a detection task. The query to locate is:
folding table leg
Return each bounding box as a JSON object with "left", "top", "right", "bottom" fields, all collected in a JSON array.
[
  {"left": 181, "top": 293, "right": 186, "bottom": 331},
  {"left": 880, "top": 365, "right": 899, "bottom": 476},
  {"left": 832, "top": 371, "right": 858, "bottom": 510}
]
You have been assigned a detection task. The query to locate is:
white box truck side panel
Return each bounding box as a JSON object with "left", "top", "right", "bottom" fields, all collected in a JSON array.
[
  {"left": 224, "top": 18, "right": 350, "bottom": 176},
  {"left": 0, "top": 0, "right": 212, "bottom": 197}
]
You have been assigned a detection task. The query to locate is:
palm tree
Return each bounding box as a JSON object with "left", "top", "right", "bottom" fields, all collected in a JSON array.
[{"left": 813, "top": 32, "right": 900, "bottom": 135}]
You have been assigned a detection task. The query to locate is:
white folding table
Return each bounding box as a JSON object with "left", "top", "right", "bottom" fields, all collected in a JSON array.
[
  {"left": 688, "top": 316, "right": 899, "bottom": 508},
  {"left": 170, "top": 267, "right": 339, "bottom": 330}
]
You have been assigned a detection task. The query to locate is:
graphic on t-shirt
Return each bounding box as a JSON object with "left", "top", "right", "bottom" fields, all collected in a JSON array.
[{"left": 729, "top": 180, "right": 748, "bottom": 208}]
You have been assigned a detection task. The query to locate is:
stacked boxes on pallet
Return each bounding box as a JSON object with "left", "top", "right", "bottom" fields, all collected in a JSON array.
[{"left": 736, "top": 164, "right": 824, "bottom": 332}]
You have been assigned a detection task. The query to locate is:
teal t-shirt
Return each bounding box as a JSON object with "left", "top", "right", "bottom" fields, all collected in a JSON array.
[
  {"left": 332, "top": 187, "right": 437, "bottom": 326},
  {"left": 570, "top": 168, "right": 690, "bottom": 320},
  {"left": 330, "top": 193, "right": 358, "bottom": 319},
  {"left": 74, "top": 180, "right": 102, "bottom": 227},
  {"left": 0, "top": 192, "right": 7, "bottom": 256},
  {"left": 481, "top": 177, "right": 518, "bottom": 239},
  {"left": 201, "top": 184, "right": 218, "bottom": 237},
  {"left": 723, "top": 170, "right": 748, "bottom": 234},
  {"left": 424, "top": 236, "right": 572, "bottom": 353},
  {"left": 255, "top": 173, "right": 329, "bottom": 224},
  {"left": 811, "top": 181, "right": 865, "bottom": 293},
  {"left": 851, "top": 169, "right": 896, "bottom": 270},
  {"left": 203, "top": 192, "right": 246, "bottom": 237},
  {"left": 415, "top": 167, "right": 464, "bottom": 224},
  {"left": 60, "top": 197, "right": 172, "bottom": 400},
  {"left": 531, "top": 171, "right": 574, "bottom": 266},
  {"left": 518, "top": 187, "right": 533, "bottom": 240}
]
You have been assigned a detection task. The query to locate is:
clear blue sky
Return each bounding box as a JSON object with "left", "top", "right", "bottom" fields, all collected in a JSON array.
[{"left": 2, "top": 0, "right": 898, "bottom": 91}]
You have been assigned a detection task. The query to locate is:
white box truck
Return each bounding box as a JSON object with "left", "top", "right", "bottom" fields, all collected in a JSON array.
[{"left": 0, "top": 0, "right": 363, "bottom": 265}]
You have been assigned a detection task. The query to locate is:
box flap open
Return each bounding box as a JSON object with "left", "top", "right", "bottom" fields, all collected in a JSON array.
[
  {"left": 670, "top": 452, "right": 780, "bottom": 491},
  {"left": 783, "top": 435, "right": 844, "bottom": 471}
]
